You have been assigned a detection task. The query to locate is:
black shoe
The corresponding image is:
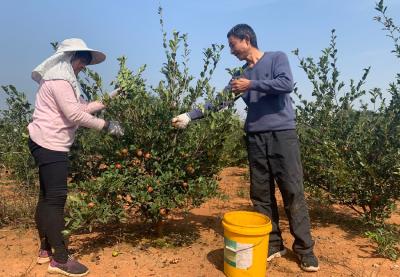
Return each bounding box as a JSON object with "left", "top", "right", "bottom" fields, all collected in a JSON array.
[
  {"left": 298, "top": 252, "right": 319, "bottom": 272},
  {"left": 267, "top": 245, "right": 287, "bottom": 261},
  {"left": 48, "top": 255, "right": 89, "bottom": 276}
]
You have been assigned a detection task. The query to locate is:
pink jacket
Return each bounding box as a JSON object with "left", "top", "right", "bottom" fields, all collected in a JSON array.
[{"left": 28, "top": 80, "right": 106, "bottom": 152}]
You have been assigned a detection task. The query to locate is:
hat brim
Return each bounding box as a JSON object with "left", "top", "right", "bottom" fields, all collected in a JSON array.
[
  {"left": 56, "top": 49, "right": 106, "bottom": 65},
  {"left": 87, "top": 50, "right": 106, "bottom": 65}
]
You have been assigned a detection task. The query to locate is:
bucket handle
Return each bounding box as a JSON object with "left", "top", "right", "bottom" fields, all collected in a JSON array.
[
  {"left": 224, "top": 236, "right": 269, "bottom": 277},
  {"left": 224, "top": 235, "right": 267, "bottom": 253}
]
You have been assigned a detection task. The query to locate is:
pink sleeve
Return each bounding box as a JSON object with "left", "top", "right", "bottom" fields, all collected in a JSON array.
[
  {"left": 51, "top": 80, "right": 106, "bottom": 130},
  {"left": 78, "top": 97, "right": 106, "bottom": 114}
]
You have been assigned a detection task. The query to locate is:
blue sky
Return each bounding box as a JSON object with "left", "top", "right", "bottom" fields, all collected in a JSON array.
[{"left": 0, "top": 0, "right": 399, "bottom": 114}]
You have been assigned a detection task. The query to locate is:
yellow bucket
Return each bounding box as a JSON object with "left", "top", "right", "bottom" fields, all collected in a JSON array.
[{"left": 222, "top": 211, "right": 272, "bottom": 277}]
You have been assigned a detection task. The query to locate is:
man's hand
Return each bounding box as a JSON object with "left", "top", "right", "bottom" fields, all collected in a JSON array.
[
  {"left": 171, "top": 113, "right": 191, "bottom": 129},
  {"left": 230, "top": 78, "right": 251, "bottom": 93}
]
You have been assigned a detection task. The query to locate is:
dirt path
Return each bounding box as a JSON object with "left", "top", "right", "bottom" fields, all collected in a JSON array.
[{"left": 0, "top": 167, "right": 399, "bottom": 277}]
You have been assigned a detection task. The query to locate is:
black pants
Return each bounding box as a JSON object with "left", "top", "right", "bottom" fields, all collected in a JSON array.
[
  {"left": 28, "top": 138, "right": 69, "bottom": 263},
  {"left": 246, "top": 130, "right": 314, "bottom": 254}
]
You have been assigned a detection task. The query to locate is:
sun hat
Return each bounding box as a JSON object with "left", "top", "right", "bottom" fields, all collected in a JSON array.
[
  {"left": 32, "top": 38, "right": 106, "bottom": 99},
  {"left": 55, "top": 38, "right": 106, "bottom": 65}
]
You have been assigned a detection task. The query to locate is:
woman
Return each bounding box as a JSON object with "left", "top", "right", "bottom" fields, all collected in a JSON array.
[{"left": 28, "top": 38, "right": 123, "bottom": 276}]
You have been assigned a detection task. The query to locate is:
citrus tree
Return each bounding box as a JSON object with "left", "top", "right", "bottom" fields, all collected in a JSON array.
[
  {"left": 293, "top": 27, "right": 400, "bottom": 225},
  {"left": 65, "top": 8, "right": 242, "bottom": 232}
]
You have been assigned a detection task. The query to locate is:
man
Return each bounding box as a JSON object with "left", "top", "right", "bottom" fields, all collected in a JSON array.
[{"left": 172, "top": 24, "right": 319, "bottom": 272}]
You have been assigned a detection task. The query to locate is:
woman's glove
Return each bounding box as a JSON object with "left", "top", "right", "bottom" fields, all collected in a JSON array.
[
  {"left": 109, "top": 88, "right": 121, "bottom": 98},
  {"left": 104, "top": 121, "right": 124, "bottom": 136}
]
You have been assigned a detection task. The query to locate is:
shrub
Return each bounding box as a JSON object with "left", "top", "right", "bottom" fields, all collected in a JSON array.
[
  {"left": 293, "top": 29, "right": 400, "bottom": 224},
  {"left": 65, "top": 8, "right": 243, "bottom": 232},
  {"left": 0, "top": 85, "right": 35, "bottom": 185}
]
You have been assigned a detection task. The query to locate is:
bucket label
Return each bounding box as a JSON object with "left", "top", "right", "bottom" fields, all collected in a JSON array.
[{"left": 224, "top": 237, "right": 253, "bottom": 269}]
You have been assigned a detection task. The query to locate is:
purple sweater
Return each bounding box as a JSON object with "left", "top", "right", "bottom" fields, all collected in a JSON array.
[{"left": 188, "top": 51, "right": 296, "bottom": 133}]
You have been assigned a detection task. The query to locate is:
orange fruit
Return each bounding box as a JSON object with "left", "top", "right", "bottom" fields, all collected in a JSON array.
[
  {"left": 99, "top": 163, "right": 108, "bottom": 170},
  {"left": 159, "top": 208, "right": 167, "bottom": 216},
  {"left": 130, "top": 158, "right": 139, "bottom": 166},
  {"left": 186, "top": 165, "right": 195, "bottom": 174},
  {"left": 124, "top": 195, "right": 133, "bottom": 203}
]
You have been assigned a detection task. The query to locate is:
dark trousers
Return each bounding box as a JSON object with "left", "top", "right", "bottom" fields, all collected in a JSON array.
[
  {"left": 28, "top": 138, "right": 69, "bottom": 263},
  {"left": 246, "top": 130, "right": 314, "bottom": 254}
]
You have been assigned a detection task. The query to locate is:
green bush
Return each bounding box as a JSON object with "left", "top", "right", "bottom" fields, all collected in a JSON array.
[
  {"left": 65, "top": 9, "right": 243, "bottom": 232},
  {"left": 293, "top": 0, "right": 400, "bottom": 260},
  {"left": 219, "top": 118, "right": 247, "bottom": 167},
  {"left": 0, "top": 85, "right": 36, "bottom": 186},
  {"left": 0, "top": 86, "right": 37, "bottom": 226},
  {"left": 366, "top": 226, "right": 400, "bottom": 261},
  {"left": 294, "top": 29, "right": 400, "bottom": 224}
]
